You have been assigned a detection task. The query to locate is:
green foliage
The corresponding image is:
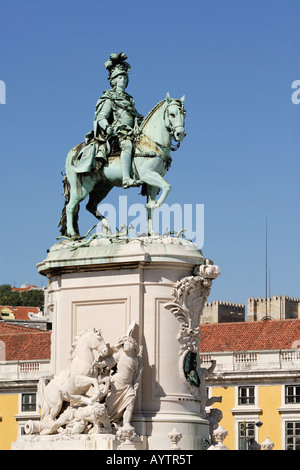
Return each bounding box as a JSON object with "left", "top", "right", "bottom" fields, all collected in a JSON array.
[
  {"left": 0, "top": 284, "right": 12, "bottom": 296},
  {"left": 0, "top": 284, "right": 44, "bottom": 309},
  {"left": 0, "top": 291, "right": 23, "bottom": 306},
  {"left": 20, "top": 289, "right": 44, "bottom": 309}
]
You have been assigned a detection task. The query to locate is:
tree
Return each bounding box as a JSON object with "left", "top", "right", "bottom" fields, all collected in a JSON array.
[
  {"left": 0, "top": 284, "right": 44, "bottom": 309},
  {"left": 20, "top": 290, "right": 44, "bottom": 309},
  {"left": 0, "top": 285, "right": 21, "bottom": 306},
  {"left": 0, "top": 284, "right": 12, "bottom": 297}
]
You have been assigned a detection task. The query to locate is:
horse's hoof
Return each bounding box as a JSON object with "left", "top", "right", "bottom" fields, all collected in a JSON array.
[{"left": 68, "top": 234, "right": 81, "bottom": 241}]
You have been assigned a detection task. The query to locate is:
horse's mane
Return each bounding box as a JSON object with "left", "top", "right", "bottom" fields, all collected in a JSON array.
[
  {"left": 69, "top": 328, "right": 101, "bottom": 362},
  {"left": 139, "top": 99, "right": 166, "bottom": 131}
]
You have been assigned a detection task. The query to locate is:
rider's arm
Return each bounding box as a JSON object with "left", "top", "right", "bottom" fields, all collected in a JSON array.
[{"left": 96, "top": 98, "right": 113, "bottom": 134}]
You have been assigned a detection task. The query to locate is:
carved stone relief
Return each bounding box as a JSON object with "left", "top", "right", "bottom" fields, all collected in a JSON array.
[
  {"left": 165, "top": 260, "right": 220, "bottom": 414},
  {"left": 25, "top": 322, "right": 143, "bottom": 449}
]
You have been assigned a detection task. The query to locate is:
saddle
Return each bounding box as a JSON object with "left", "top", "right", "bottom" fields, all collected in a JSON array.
[
  {"left": 71, "top": 131, "right": 122, "bottom": 174},
  {"left": 71, "top": 138, "right": 140, "bottom": 180}
]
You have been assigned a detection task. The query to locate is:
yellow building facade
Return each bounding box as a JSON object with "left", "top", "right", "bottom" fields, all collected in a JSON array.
[
  {"left": 0, "top": 359, "right": 50, "bottom": 450},
  {"left": 0, "top": 393, "right": 18, "bottom": 450},
  {"left": 209, "top": 384, "right": 286, "bottom": 450},
  {"left": 201, "top": 320, "right": 300, "bottom": 450},
  {"left": 0, "top": 321, "right": 51, "bottom": 450}
]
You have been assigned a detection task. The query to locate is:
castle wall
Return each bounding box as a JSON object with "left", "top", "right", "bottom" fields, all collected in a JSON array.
[
  {"left": 201, "top": 301, "right": 245, "bottom": 324},
  {"left": 247, "top": 296, "right": 300, "bottom": 321}
]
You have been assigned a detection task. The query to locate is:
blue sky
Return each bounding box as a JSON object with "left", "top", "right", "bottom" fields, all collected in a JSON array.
[{"left": 0, "top": 0, "right": 299, "bottom": 310}]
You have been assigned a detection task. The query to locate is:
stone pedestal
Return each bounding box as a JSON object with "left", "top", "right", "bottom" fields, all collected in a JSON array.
[
  {"left": 12, "top": 433, "right": 117, "bottom": 451},
  {"left": 15, "top": 235, "right": 219, "bottom": 450}
]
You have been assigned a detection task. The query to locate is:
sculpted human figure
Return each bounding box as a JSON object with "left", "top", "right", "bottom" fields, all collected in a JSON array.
[
  {"left": 206, "top": 408, "right": 223, "bottom": 445},
  {"left": 99, "top": 333, "right": 143, "bottom": 430},
  {"left": 84, "top": 52, "right": 143, "bottom": 188},
  {"left": 45, "top": 401, "right": 112, "bottom": 436}
]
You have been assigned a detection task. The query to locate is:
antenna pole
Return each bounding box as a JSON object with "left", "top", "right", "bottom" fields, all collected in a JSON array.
[{"left": 265, "top": 217, "right": 268, "bottom": 318}]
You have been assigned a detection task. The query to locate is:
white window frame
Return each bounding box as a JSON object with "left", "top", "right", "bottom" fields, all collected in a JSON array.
[
  {"left": 230, "top": 385, "right": 261, "bottom": 450},
  {"left": 19, "top": 391, "right": 37, "bottom": 413},
  {"left": 235, "top": 385, "right": 259, "bottom": 409},
  {"left": 15, "top": 391, "right": 39, "bottom": 437},
  {"left": 278, "top": 384, "right": 300, "bottom": 450}
]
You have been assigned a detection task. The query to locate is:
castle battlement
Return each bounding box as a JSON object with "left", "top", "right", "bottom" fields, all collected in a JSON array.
[
  {"left": 205, "top": 300, "right": 245, "bottom": 308},
  {"left": 247, "top": 295, "right": 300, "bottom": 321},
  {"left": 202, "top": 295, "right": 300, "bottom": 324},
  {"left": 202, "top": 300, "right": 245, "bottom": 324},
  {"left": 249, "top": 295, "right": 300, "bottom": 303}
]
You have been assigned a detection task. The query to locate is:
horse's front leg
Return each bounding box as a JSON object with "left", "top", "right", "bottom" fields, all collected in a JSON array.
[
  {"left": 146, "top": 186, "right": 159, "bottom": 235},
  {"left": 74, "top": 375, "right": 101, "bottom": 404},
  {"left": 143, "top": 170, "right": 171, "bottom": 210}
]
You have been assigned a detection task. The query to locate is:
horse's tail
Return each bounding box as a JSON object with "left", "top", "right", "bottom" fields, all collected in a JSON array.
[
  {"left": 38, "top": 376, "right": 65, "bottom": 423},
  {"left": 37, "top": 378, "right": 48, "bottom": 419},
  {"left": 57, "top": 146, "right": 82, "bottom": 236},
  {"left": 57, "top": 171, "right": 71, "bottom": 236},
  {"left": 37, "top": 378, "right": 45, "bottom": 406}
]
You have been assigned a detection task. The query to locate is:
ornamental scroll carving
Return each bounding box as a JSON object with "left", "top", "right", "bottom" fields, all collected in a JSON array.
[
  {"left": 164, "top": 260, "right": 220, "bottom": 402},
  {"left": 165, "top": 260, "right": 220, "bottom": 354}
]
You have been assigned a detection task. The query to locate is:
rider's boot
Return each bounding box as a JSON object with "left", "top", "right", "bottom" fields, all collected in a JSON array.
[{"left": 120, "top": 149, "right": 137, "bottom": 188}]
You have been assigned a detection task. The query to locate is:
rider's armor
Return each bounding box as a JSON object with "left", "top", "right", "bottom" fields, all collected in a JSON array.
[
  {"left": 94, "top": 89, "right": 142, "bottom": 152},
  {"left": 73, "top": 53, "right": 143, "bottom": 187}
]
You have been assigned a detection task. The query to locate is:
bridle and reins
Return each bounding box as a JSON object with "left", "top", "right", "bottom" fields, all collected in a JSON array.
[
  {"left": 163, "top": 99, "right": 186, "bottom": 151},
  {"left": 136, "top": 99, "right": 186, "bottom": 153}
]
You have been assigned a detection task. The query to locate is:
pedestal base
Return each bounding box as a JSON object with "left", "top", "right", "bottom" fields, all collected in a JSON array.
[
  {"left": 32, "top": 235, "right": 218, "bottom": 450},
  {"left": 12, "top": 433, "right": 143, "bottom": 451},
  {"left": 133, "top": 412, "right": 209, "bottom": 450}
]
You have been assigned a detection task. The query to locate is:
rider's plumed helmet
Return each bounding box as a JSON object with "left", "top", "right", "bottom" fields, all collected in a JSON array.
[{"left": 105, "top": 52, "right": 131, "bottom": 83}]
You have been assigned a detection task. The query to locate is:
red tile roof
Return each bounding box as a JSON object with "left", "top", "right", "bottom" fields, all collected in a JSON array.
[
  {"left": 0, "top": 323, "right": 51, "bottom": 361},
  {"left": 199, "top": 319, "right": 300, "bottom": 352},
  {"left": 0, "top": 306, "right": 40, "bottom": 321},
  {"left": 11, "top": 285, "right": 39, "bottom": 291}
]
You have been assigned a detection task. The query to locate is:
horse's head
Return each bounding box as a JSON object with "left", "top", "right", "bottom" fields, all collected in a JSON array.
[
  {"left": 164, "top": 93, "right": 186, "bottom": 142},
  {"left": 88, "top": 328, "right": 109, "bottom": 357}
]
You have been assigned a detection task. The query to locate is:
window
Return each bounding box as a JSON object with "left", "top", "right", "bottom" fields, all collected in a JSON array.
[
  {"left": 285, "top": 385, "right": 300, "bottom": 404},
  {"left": 238, "top": 421, "right": 255, "bottom": 450},
  {"left": 286, "top": 421, "right": 300, "bottom": 450},
  {"left": 238, "top": 386, "right": 255, "bottom": 405},
  {"left": 21, "top": 392, "right": 36, "bottom": 412}
]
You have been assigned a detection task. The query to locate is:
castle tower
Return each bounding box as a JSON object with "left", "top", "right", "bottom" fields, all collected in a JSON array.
[
  {"left": 247, "top": 296, "right": 300, "bottom": 321},
  {"left": 201, "top": 301, "right": 245, "bottom": 324}
]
